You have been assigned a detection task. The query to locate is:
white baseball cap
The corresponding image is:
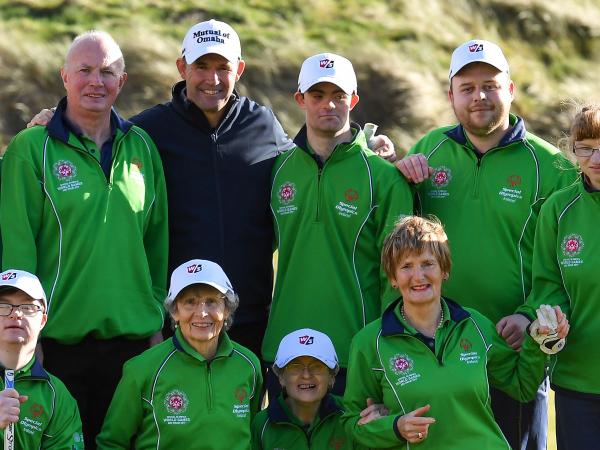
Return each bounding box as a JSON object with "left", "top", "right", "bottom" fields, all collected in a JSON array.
[
  {"left": 166, "top": 259, "right": 235, "bottom": 305},
  {"left": 449, "top": 39, "right": 509, "bottom": 79},
  {"left": 181, "top": 19, "right": 241, "bottom": 64},
  {"left": 0, "top": 269, "right": 47, "bottom": 310},
  {"left": 298, "top": 53, "right": 357, "bottom": 95},
  {"left": 275, "top": 328, "right": 338, "bottom": 370}
]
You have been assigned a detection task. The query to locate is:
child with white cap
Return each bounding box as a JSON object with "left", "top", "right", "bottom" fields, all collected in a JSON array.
[
  {"left": 252, "top": 328, "right": 373, "bottom": 449},
  {"left": 0, "top": 269, "right": 83, "bottom": 449},
  {"left": 97, "top": 259, "right": 262, "bottom": 450}
]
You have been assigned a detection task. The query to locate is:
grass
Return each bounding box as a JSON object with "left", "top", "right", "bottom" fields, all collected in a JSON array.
[{"left": 1, "top": 0, "right": 600, "bottom": 150}]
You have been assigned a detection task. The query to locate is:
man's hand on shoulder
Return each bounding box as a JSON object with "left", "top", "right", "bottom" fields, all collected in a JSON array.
[
  {"left": 27, "top": 108, "right": 55, "bottom": 128},
  {"left": 496, "top": 314, "right": 531, "bottom": 350},
  {"left": 370, "top": 135, "right": 397, "bottom": 163},
  {"left": 395, "top": 154, "right": 434, "bottom": 183}
]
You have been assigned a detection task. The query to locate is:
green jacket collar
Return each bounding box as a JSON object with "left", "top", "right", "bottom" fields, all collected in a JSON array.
[
  {"left": 46, "top": 96, "right": 133, "bottom": 148},
  {"left": 173, "top": 327, "right": 234, "bottom": 362},
  {"left": 293, "top": 122, "right": 366, "bottom": 164},
  {"left": 267, "top": 393, "right": 342, "bottom": 427},
  {"left": 1, "top": 356, "right": 49, "bottom": 381},
  {"left": 381, "top": 297, "right": 471, "bottom": 337},
  {"left": 444, "top": 113, "right": 526, "bottom": 150}
]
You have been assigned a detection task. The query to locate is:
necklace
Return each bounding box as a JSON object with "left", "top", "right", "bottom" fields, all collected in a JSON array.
[{"left": 401, "top": 305, "right": 444, "bottom": 330}]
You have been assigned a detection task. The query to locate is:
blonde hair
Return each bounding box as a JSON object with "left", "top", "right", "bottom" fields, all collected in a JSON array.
[{"left": 381, "top": 215, "right": 451, "bottom": 280}]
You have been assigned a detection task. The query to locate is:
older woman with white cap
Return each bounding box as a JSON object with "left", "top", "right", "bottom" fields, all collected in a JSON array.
[
  {"left": 252, "top": 328, "right": 370, "bottom": 449},
  {"left": 97, "top": 259, "right": 262, "bottom": 450}
]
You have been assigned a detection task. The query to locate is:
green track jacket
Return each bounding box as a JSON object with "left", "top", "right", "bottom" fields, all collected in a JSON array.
[
  {"left": 252, "top": 394, "right": 367, "bottom": 450},
  {"left": 264, "top": 125, "right": 413, "bottom": 367},
  {"left": 408, "top": 115, "right": 576, "bottom": 323},
  {"left": 0, "top": 100, "right": 168, "bottom": 343},
  {"left": 0, "top": 357, "right": 83, "bottom": 449},
  {"left": 342, "top": 298, "right": 547, "bottom": 449},
  {"left": 523, "top": 178, "right": 600, "bottom": 394},
  {"left": 97, "top": 329, "right": 262, "bottom": 449}
]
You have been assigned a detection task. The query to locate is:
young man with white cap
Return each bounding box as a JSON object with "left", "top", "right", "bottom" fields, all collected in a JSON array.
[
  {"left": 253, "top": 328, "right": 369, "bottom": 449},
  {"left": 395, "top": 39, "right": 577, "bottom": 450},
  {"left": 97, "top": 259, "right": 262, "bottom": 450},
  {"left": 263, "top": 53, "right": 412, "bottom": 396},
  {"left": 0, "top": 269, "right": 83, "bottom": 449}
]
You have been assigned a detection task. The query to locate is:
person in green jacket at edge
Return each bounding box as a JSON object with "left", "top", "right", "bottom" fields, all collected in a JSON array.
[
  {"left": 522, "top": 104, "right": 600, "bottom": 450},
  {"left": 253, "top": 328, "right": 385, "bottom": 449},
  {"left": 342, "top": 216, "right": 570, "bottom": 449},
  {"left": 264, "top": 52, "right": 413, "bottom": 398},
  {"left": 96, "top": 259, "right": 262, "bottom": 450},
  {"left": 0, "top": 269, "right": 83, "bottom": 449}
]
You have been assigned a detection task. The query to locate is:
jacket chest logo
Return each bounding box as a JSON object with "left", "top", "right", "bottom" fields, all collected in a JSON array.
[
  {"left": 458, "top": 339, "right": 480, "bottom": 364},
  {"left": 427, "top": 166, "right": 452, "bottom": 199},
  {"left": 279, "top": 182, "right": 296, "bottom": 203},
  {"left": 163, "top": 389, "right": 191, "bottom": 425},
  {"left": 389, "top": 353, "right": 421, "bottom": 386},
  {"left": 20, "top": 403, "right": 47, "bottom": 436},
  {"left": 54, "top": 160, "right": 76, "bottom": 180},
  {"left": 335, "top": 188, "right": 360, "bottom": 218},
  {"left": 72, "top": 432, "right": 84, "bottom": 450},
  {"left": 276, "top": 182, "right": 298, "bottom": 215},
  {"left": 129, "top": 157, "right": 145, "bottom": 183},
  {"left": 53, "top": 160, "right": 83, "bottom": 192},
  {"left": 328, "top": 436, "right": 347, "bottom": 449},
  {"left": 560, "top": 233, "right": 584, "bottom": 267},
  {"left": 498, "top": 174, "right": 524, "bottom": 203},
  {"left": 232, "top": 386, "right": 250, "bottom": 418}
]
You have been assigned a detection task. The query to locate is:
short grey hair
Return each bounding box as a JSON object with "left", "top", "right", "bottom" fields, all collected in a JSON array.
[
  {"left": 65, "top": 30, "right": 125, "bottom": 73},
  {"left": 164, "top": 284, "right": 239, "bottom": 331}
]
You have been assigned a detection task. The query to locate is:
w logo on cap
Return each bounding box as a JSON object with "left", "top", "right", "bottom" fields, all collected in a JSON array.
[
  {"left": 468, "top": 43, "right": 484, "bottom": 53},
  {"left": 1, "top": 272, "right": 16, "bottom": 281},
  {"left": 319, "top": 59, "right": 334, "bottom": 69},
  {"left": 299, "top": 335, "right": 314, "bottom": 345},
  {"left": 187, "top": 264, "right": 202, "bottom": 274}
]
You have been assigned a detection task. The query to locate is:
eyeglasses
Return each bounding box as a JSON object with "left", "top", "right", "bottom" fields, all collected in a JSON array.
[
  {"left": 285, "top": 361, "right": 330, "bottom": 376},
  {"left": 179, "top": 296, "right": 226, "bottom": 312},
  {"left": 0, "top": 304, "right": 43, "bottom": 317},
  {"left": 573, "top": 145, "right": 600, "bottom": 157}
]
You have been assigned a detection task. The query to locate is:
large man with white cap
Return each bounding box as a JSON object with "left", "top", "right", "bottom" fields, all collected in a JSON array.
[
  {"left": 395, "top": 39, "right": 576, "bottom": 450},
  {"left": 0, "top": 269, "right": 83, "bottom": 449},
  {"left": 263, "top": 53, "right": 412, "bottom": 395}
]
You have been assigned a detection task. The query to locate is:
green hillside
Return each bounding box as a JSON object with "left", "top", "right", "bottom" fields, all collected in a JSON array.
[{"left": 1, "top": 0, "right": 599, "bottom": 152}]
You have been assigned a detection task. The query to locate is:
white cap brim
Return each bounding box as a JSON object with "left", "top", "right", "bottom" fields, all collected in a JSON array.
[
  {"left": 299, "top": 76, "right": 355, "bottom": 95},
  {"left": 449, "top": 39, "right": 509, "bottom": 79},
  {"left": 166, "top": 259, "right": 235, "bottom": 305},
  {"left": 0, "top": 270, "right": 47, "bottom": 310},
  {"left": 274, "top": 328, "right": 338, "bottom": 370}
]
